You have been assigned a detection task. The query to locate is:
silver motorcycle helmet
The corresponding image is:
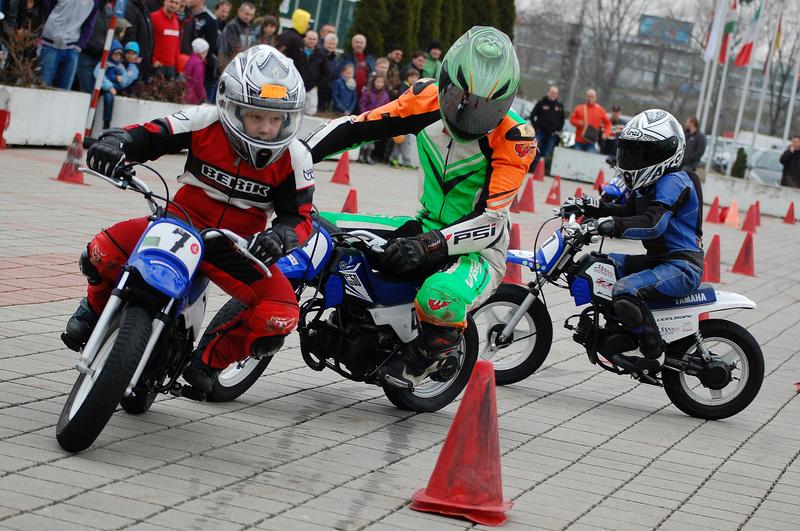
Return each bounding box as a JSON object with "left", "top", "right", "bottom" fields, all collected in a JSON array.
[
  {"left": 615, "top": 109, "right": 685, "bottom": 190},
  {"left": 216, "top": 45, "right": 305, "bottom": 169}
]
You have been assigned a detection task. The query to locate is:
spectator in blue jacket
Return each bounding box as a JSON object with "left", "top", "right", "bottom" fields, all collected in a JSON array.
[
  {"left": 94, "top": 40, "right": 139, "bottom": 129},
  {"left": 331, "top": 63, "right": 357, "bottom": 116},
  {"left": 337, "top": 33, "right": 375, "bottom": 112}
]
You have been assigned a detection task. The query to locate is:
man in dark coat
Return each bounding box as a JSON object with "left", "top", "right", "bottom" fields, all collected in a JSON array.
[
  {"left": 780, "top": 135, "right": 800, "bottom": 188},
  {"left": 123, "top": 0, "right": 154, "bottom": 78},
  {"left": 680, "top": 116, "right": 706, "bottom": 173},
  {"left": 275, "top": 7, "right": 309, "bottom": 72},
  {"left": 529, "top": 85, "right": 565, "bottom": 160}
]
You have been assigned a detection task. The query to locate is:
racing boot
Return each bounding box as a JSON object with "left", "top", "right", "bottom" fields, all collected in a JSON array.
[
  {"left": 61, "top": 297, "right": 99, "bottom": 351},
  {"left": 380, "top": 324, "right": 462, "bottom": 389},
  {"left": 612, "top": 294, "right": 665, "bottom": 375},
  {"left": 182, "top": 356, "right": 220, "bottom": 395}
]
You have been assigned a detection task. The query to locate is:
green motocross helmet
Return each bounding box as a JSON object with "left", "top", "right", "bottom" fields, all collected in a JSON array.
[{"left": 438, "top": 26, "right": 520, "bottom": 143}]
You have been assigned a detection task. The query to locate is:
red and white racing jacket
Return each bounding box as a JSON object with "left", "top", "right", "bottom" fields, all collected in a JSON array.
[{"left": 122, "top": 105, "right": 314, "bottom": 246}]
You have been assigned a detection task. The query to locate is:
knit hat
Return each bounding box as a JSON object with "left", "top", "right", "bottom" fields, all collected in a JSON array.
[
  {"left": 192, "top": 38, "right": 210, "bottom": 55},
  {"left": 110, "top": 40, "right": 124, "bottom": 54},
  {"left": 124, "top": 41, "right": 140, "bottom": 55}
]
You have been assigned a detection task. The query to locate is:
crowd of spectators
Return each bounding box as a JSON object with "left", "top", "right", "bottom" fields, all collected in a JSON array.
[{"left": 0, "top": 2, "right": 442, "bottom": 164}]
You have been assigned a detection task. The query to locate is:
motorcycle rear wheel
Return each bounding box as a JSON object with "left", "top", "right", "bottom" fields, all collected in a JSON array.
[
  {"left": 57, "top": 304, "right": 151, "bottom": 452},
  {"left": 663, "top": 319, "right": 764, "bottom": 420},
  {"left": 382, "top": 314, "right": 480, "bottom": 412}
]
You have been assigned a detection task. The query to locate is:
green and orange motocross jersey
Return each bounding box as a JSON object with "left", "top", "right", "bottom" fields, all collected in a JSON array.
[{"left": 304, "top": 79, "right": 537, "bottom": 258}]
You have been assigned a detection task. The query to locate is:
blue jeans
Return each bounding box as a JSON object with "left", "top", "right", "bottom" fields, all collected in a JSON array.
[
  {"left": 101, "top": 90, "right": 115, "bottom": 127},
  {"left": 76, "top": 52, "right": 99, "bottom": 93},
  {"left": 40, "top": 45, "right": 79, "bottom": 89},
  {"left": 609, "top": 254, "right": 703, "bottom": 300},
  {"left": 573, "top": 141, "right": 597, "bottom": 153},
  {"left": 535, "top": 131, "right": 559, "bottom": 159}
]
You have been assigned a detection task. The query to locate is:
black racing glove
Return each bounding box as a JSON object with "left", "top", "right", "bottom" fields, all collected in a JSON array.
[
  {"left": 247, "top": 229, "right": 284, "bottom": 265},
  {"left": 87, "top": 129, "right": 133, "bottom": 179},
  {"left": 582, "top": 217, "right": 615, "bottom": 237},
  {"left": 384, "top": 230, "right": 448, "bottom": 274}
]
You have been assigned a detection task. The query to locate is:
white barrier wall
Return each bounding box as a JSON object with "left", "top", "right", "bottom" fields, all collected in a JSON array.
[
  {"left": 703, "top": 173, "right": 800, "bottom": 219},
  {"left": 0, "top": 85, "right": 90, "bottom": 146},
  {"left": 550, "top": 146, "right": 609, "bottom": 184}
]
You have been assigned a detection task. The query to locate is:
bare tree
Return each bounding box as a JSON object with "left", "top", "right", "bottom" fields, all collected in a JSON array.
[{"left": 766, "top": 13, "right": 800, "bottom": 136}]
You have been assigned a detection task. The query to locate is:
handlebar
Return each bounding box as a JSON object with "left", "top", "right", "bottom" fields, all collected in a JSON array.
[
  {"left": 201, "top": 229, "right": 272, "bottom": 278},
  {"left": 79, "top": 166, "right": 160, "bottom": 215}
]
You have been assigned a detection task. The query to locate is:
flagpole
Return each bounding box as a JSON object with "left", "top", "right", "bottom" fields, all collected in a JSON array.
[
  {"left": 750, "top": 7, "right": 781, "bottom": 158},
  {"left": 727, "top": 0, "right": 763, "bottom": 176},
  {"left": 706, "top": 36, "right": 734, "bottom": 177},
  {"left": 696, "top": 59, "right": 711, "bottom": 120},
  {"left": 701, "top": 0, "right": 729, "bottom": 133},
  {"left": 783, "top": 51, "right": 800, "bottom": 141}
]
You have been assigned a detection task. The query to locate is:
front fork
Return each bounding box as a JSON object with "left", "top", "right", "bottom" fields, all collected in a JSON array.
[{"left": 481, "top": 278, "right": 545, "bottom": 360}]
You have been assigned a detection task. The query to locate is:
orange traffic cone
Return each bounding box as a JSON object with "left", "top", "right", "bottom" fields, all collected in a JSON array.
[
  {"left": 574, "top": 186, "right": 583, "bottom": 199},
  {"left": 502, "top": 223, "right": 522, "bottom": 284},
  {"left": 331, "top": 151, "right": 350, "bottom": 185},
  {"left": 544, "top": 176, "right": 561, "bottom": 205},
  {"left": 532, "top": 157, "right": 545, "bottom": 181},
  {"left": 593, "top": 169, "right": 605, "bottom": 191},
  {"left": 794, "top": 382, "right": 800, "bottom": 393},
  {"left": 411, "top": 360, "right": 511, "bottom": 526},
  {"left": 701, "top": 235, "right": 720, "bottom": 283},
  {"left": 509, "top": 193, "right": 521, "bottom": 213},
  {"left": 54, "top": 133, "right": 84, "bottom": 185},
  {"left": 755, "top": 201, "right": 761, "bottom": 226},
  {"left": 0, "top": 109, "right": 10, "bottom": 150},
  {"left": 518, "top": 178, "right": 535, "bottom": 212},
  {"left": 724, "top": 199, "right": 740, "bottom": 228},
  {"left": 784, "top": 202, "right": 796, "bottom": 224},
  {"left": 341, "top": 188, "right": 358, "bottom": 213},
  {"left": 731, "top": 232, "right": 755, "bottom": 276},
  {"left": 706, "top": 197, "right": 721, "bottom": 223},
  {"left": 741, "top": 204, "right": 758, "bottom": 233}
]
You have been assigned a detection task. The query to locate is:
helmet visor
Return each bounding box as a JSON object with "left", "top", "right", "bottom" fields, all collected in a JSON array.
[
  {"left": 218, "top": 98, "right": 302, "bottom": 147},
  {"left": 616, "top": 137, "right": 679, "bottom": 171},
  {"left": 438, "top": 83, "right": 511, "bottom": 142}
]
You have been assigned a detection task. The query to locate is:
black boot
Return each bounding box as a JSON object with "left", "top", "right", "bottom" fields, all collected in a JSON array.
[
  {"left": 380, "top": 324, "right": 462, "bottom": 389},
  {"left": 182, "top": 356, "right": 220, "bottom": 394},
  {"left": 613, "top": 294, "right": 665, "bottom": 374},
  {"left": 62, "top": 298, "right": 99, "bottom": 351}
]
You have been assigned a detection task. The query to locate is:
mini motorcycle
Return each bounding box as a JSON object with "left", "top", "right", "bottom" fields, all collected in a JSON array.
[
  {"left": 210, "top": 215, "right": 479, "bottom": 412},
  {"left": 472, "top": 212, "right": 764, "bottom": 420},
  {"left": 57, "top": 166, "right": 272, "bottom": 452}
]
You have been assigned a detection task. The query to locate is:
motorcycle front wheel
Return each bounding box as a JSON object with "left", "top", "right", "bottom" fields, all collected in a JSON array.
[
  {"left": 382, "top": 314, "right": 480, "bottom": 412},
  {"left": 57, "top": 304, "right": 151, "bottom": 452},
  {"left": 663, "top": 319, "right": 764, "bottom": 420}
]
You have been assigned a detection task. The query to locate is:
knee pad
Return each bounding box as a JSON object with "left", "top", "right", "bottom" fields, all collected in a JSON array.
[
  {"left": 246, "top": 301, "right": 299, "bottom": 335},
  {"left": 251, "top": 335, "right": 285, "bottom": 358},
  {"left": 613, "top": 294, "right": 644, "bottom": 329},
  {"left": 419, "top": 322, "right": 462, "bottom": 359},
  {"left": 415, "top": 287, "right": 468, "bottom": 328},
  {"left": 78, "top": 248, "right": 102, "bottom": 285},
  {"left": 88, "top": 232, "right": 129, "bottom": 281}
]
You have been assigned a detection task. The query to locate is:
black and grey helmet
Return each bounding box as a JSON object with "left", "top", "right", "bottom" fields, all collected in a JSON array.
[{"left": 616, "top": 109, "right": 685, "bottom": 190}]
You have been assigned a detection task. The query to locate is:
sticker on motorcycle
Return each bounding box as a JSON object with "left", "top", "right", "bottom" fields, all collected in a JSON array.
[
  {"left": 585, "top": 262, "right": 616, "bottom": 300},
  {"left": 137, "top": 222, "right": 203, "bottom": 275}
]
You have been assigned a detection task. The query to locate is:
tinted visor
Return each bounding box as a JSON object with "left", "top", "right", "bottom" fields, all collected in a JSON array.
[
  {"left": 438, "top": 79, "right": 510, "bottom": 142},
  {"left": 616, "top": 137, "right": 678, "bottom": 171}
]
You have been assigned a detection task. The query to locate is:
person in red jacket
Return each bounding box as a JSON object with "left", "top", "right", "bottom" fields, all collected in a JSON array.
[
  {"left": 150, "top": 0, "right": 182, "bottom": 78},
  {"left": 569, "top": 88, "right": 612, "bottom": 153},
  {"left": 63, "top": 46, "right": 313, "bottom": 394}
]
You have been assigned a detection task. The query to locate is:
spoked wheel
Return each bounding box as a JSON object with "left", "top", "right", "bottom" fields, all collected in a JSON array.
[
  {"left": 663, "top": 319, "right": 764, "bottom": 420},
  {"left": 200, "top": 298, "right": 274, "bottom": 403},
  {"left": 471, "top": 284, "right": 553, "bottom": 385},
  {"left": 382, "top": 314, "right": 479, "bottom": 412},
  {"left": 57, "top": 304, "right": 151, "bottom": 452}
]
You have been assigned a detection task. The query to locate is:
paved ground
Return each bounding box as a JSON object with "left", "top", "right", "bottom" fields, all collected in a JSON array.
[{"left": 0, "top": 146, "right": 799, "bottom": 531}]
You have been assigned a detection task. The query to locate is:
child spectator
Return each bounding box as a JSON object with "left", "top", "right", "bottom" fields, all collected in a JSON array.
[
  {"left": 121, "top": 41, "right": 141, "bottom": 93},
  {"left": 357, "top": 74, "right": 390, "bottom": 164},
  {"left": 390, "top": 68, "right": 420, "bottom": 169},
  {"left": 184, "top": 37, "right": 208, "bottom": 104},
  {"left": 94, "top": 40, "right": 139, "bottom": 129},
  {"left": 331, "top": 63, "right": 356, "bottom": 116}
]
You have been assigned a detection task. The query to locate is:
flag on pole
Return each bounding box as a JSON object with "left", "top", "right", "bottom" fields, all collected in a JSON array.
[
  {"left": 704, "top": 0, "right": 728, "bottom": 63},
  {"left": 763, "top": 14, "right": 782, "bottom": 74},
  {"left": 734, "top": 0, "right": 763, "bottom": 67},
  {"left": 718, "top": 0, "right": 737, "bottom": 64}
]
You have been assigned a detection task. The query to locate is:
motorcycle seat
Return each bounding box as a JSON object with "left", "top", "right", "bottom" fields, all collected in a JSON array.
[{"left": 648, "top": 283, "right": 717, "bottom": 310}]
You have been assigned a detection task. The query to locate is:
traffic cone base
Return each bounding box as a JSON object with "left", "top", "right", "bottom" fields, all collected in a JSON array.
[
  {"left": 341, "top": 188, "right": 358, "bottom": 213},
  {"left": 784, "top": 202, "right": 796, "bottom": 224},
  {"left": 731, "top": 232, "right": 755, "bottom": 276},
  {"left": 706, "top": 196, "right": 721, "bottom": 223},
  {"left": 331, "top": 151, "right": 350, "bottom": 185},
  {"left": 410, "top": 360, "right": 511, "bottom": 527},
  {"left": 54, "top": 133, "right": 84, "bottom": 185}
]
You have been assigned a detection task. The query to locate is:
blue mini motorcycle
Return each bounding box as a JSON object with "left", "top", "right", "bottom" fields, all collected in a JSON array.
[{"left": 472, "top": 212, "right": 764, "bottom": 420}]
